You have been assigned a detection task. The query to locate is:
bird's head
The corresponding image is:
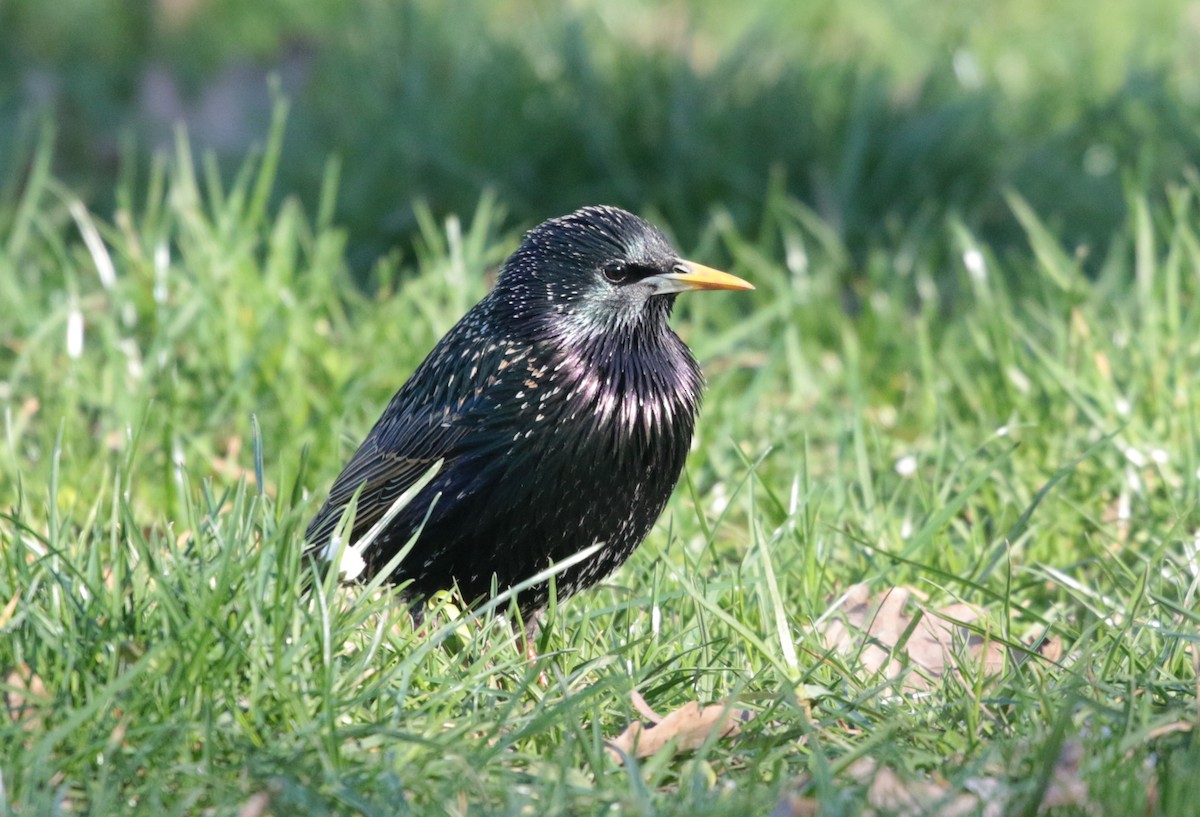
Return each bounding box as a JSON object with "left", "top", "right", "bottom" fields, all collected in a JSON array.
[{"left": 493, "top": 206, "right": 752, "bottom": 341}]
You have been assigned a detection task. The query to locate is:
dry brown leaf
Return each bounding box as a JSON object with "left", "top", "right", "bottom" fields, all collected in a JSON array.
[
  {"left": 1037, "top": 634, "right": 1064, "bottom": 663},
  {"left": 5, "top": 663, "right": 49, "bottom": 731},
  {"left": 236, "top": 791, "right": 272, "bottom": 817},
  {"left": 606, "top": 695, "right": 750, "bottom": 762},
  {"left": 768, "top": 793, "right": 821, "bottom": 817},
  {"left": 845, "top": 741, "right": 1092, "bottom": 817},
  {"left": 1101, "top": 493, "right": 1131, "bottom": 543},
  {"left": 630, "top": 688, "right": 662, "bottom": 722},
  {"left": 867, "top": 766, "right": 1002, "bottom": 817},
  {"left": 1141, "top": 720, "right": 1193, "bottom": 742},
  {"left": 849, "top": 759, "right": 1005, "bottom": 817},
  {"left": 1039, "top": 741, "right": 1092, "bottom": 813},
  {"left": 0, "top": 591, "right": 20, "bottom": 629},
  {"left": 820, "top": 584, "right": 1007, "bottom": 690}
]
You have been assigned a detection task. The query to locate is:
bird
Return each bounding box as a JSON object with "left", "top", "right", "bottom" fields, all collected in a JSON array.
[{"left": 305, "top": 205, "right": 753, "bottom": 626}]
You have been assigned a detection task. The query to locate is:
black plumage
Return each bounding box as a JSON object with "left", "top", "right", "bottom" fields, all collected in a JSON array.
[{"left": 305, "top": 205, "right": 752, "bottom": 620}]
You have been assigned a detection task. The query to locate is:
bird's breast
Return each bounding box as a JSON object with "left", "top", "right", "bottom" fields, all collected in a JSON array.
[
  {"left": 522, "top": 344, "right": 697, "bottom": 454},
  {"left": 397, "top": 331, "right": 703, "bottom": 608}
]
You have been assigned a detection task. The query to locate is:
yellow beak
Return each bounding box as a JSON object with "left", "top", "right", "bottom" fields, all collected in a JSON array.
[{"left": 650, "top": 260, "right": 755, "bottom": 294}]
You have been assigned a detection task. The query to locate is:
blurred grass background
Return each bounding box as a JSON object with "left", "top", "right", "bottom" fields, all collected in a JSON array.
[{"left": 3, "top": 0, "right": 1199, "bottom": 275}]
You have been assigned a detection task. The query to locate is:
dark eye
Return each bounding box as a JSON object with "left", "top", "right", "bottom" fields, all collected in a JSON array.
[{"left": 602, "top": 262, "right": 632, "bottom": 284}]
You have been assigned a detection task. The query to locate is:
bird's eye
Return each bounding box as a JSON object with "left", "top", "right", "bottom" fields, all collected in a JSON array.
[{"left": 602, "top": 262, "right": 632, "bottom": 284}]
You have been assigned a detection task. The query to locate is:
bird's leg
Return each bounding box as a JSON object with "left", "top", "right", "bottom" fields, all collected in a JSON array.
[
  {"left": 522, "top": 609, "right": 544, "bottom": 645},
  {"left": 403, "top": 592, "right": 427, "bottom": 637},
  {"left": 520, "top": 609, "right": 549, "bottom": 687}
]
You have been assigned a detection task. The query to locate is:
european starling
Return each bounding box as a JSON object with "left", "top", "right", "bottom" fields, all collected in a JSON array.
[{"left": 305, "top": 205, "right": 752, "bottom": 621}]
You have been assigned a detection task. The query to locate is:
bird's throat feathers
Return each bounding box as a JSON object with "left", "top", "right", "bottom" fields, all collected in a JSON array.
[{"left": 542, "top": 319, "right": 703, "bottom": 449}]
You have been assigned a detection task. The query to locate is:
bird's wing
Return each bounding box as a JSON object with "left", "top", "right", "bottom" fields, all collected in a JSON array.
[
  {"left": 304, "top": 310, "right": 526, "bottom": 554},
  {"left": 303, "top": 401, "right": 476, "bottom": 551}
]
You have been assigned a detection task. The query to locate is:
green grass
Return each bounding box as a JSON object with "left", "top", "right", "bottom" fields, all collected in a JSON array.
[{"left": 2, "top": 113, "right": 1198, "bottom": 815}]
